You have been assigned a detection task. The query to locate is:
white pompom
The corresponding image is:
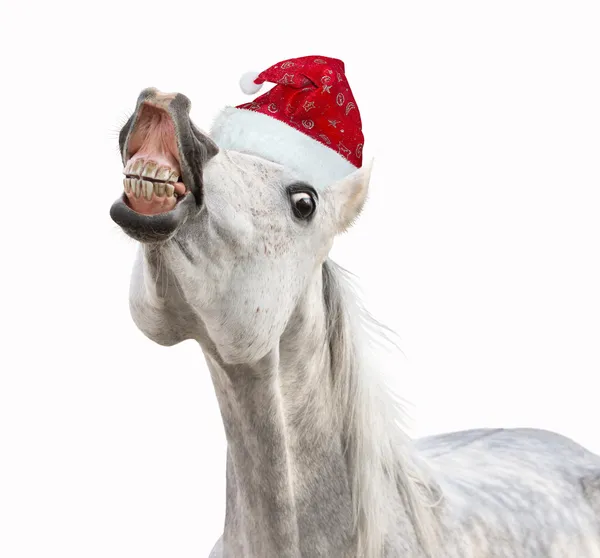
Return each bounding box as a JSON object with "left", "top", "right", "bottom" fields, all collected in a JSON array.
[{"left": 239, "top": 71, "right": 263, "bottom": 95}]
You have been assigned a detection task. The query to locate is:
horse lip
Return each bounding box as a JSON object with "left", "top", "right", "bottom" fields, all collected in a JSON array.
[{"left": 110, "top": 191, "right": 197, "bottom": 243}]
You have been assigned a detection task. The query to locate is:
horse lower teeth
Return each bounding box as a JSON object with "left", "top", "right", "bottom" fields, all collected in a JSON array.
[
  {"left": 143, "top": 180, "right": 153, "bottom": 200},
  {"left": 123, "top": 177, "right": 178, "bottom": 198}
]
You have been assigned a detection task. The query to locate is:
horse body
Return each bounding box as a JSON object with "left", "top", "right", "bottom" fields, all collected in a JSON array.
[
  {"left": 418, "top": 428, "right": 600, "bottom": 557},
  {"left": 111, "top": 89, "right": 600, "bottom": 557},
  {"left": 206, "top": 423, "right": 600, "bottom": 557}
]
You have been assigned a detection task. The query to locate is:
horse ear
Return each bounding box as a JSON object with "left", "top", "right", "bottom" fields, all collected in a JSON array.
[{"left": 327, "top": 159, "right": 373, "bottom": 233}]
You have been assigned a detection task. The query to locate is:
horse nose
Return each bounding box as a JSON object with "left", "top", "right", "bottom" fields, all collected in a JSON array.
[{"left": 136, "top": 88, "right": 192, "bottom": 115}]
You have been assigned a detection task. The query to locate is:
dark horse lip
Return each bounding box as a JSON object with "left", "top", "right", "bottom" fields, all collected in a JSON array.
[
  {"left": 110, "top": 192, "right": 197, "bottom": 243},
  {"left": 110, "top": 88, "right": 219, "bottom": 243}
]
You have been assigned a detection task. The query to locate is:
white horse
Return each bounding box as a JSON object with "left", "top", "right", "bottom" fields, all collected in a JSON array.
[{"left": 111, "top": 88, "right": 600, "bottom": 557}]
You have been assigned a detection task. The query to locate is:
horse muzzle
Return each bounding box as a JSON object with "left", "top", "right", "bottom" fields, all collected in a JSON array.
[{"left": 110, "top": 88, "right": 218, "bottom": 243}]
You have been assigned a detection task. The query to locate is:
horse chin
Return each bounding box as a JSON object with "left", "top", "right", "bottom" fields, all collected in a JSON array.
[{"left": 110, "top": 191, "right": 197, "bottom": 243}]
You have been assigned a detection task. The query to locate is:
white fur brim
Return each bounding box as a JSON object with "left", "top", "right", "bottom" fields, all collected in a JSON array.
[{"left": 210, "top": 107, "right": 357, "bottom": 188}]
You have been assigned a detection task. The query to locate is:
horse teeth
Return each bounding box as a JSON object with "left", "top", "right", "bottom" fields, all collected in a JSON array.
[
  {"left": 142, "top": 161, "right": 158, "bottom": 179},
  {"left": 142, "top": 180, "right": 154, "bottom": 200},
  {"left": 168, "top": 170, "right": 179, "bottom": 183},
  {"left": 166, "top": 184, "right": 175, "bottom": 197},
  {"left": 134, "top": 179, "right": 141, "bottom": 198},
  {"left": 123, "top": 159, "right": 134, "bottom": 174},
  {"left": 156, "top": 167, "right": 172, "bottom": 181},
  {"left": 155, "top": 182, "right": 166, "bottom": 197},
  {"left": 123, "top": 178, "right": 131, "bottom": 193},
  {"left": 131, "top": 159, "right": 144, "bottom": 175}
]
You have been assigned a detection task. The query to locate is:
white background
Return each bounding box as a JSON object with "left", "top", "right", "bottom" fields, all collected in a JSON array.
[{"left": 2, "top": 1, "right": 599, "bottom": 556}]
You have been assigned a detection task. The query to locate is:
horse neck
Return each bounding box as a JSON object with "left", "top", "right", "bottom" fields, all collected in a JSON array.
[
  {"left": 202, "top": 262, "right": 437, "bottom": 558},
  {"left": 203, "top": 270, "right": 357, "bottom": 557},
  {"left": 134, "top": 243, "right": 438, "bottom": 556}
]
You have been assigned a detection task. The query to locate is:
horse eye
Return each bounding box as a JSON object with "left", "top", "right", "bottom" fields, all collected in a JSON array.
[{"left": 290, "top": 191, "right": 316, "bottom": 220}]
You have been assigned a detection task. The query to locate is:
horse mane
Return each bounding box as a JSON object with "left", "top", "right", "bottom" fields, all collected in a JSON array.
[{"left": 322, "top": 259, "right": 443, "bottom": 557}]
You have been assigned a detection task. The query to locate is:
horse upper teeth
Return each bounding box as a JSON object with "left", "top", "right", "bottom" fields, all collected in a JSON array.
[
  {"left": 123, "top": 160, "right": 179, "bottom": 187},
  {"left": 155, "top": 167, "right": 172, "bottom": 182},
  {"left": 131, "top": 159, "right": 144, "bottom": 175},
  {"left": 142, "top": 161, "right": 158, "bottom": 179}
]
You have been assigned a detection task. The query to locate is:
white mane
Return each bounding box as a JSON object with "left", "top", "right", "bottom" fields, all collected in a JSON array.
[{"left": 322, "top": 260, "right": 443, "bottom": 557}]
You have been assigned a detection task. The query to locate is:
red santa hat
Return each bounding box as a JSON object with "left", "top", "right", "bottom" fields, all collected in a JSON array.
[{"left": 210, "top": 55, "right": 364, "bottom": 188}]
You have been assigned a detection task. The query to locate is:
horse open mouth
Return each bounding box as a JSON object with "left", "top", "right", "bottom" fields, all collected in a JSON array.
[{"left": 110, "top": 89, "right": 218, "bottom": 243}]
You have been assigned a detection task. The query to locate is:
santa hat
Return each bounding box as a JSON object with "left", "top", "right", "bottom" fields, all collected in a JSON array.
[{"left": 210, "top": 55, "right": 364, "bottom": 188}]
